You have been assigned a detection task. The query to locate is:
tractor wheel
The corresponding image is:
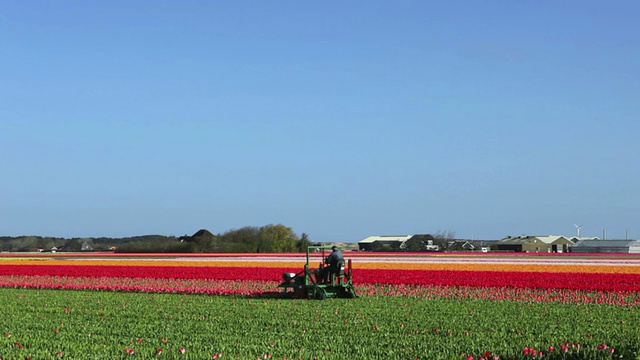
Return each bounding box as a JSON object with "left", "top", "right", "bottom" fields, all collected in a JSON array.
[
  {"left": 314, "top": 287, "right": 326, "bottom": 300},
  {"left": 337, "top": 287, "right": 355, "bottom": 298},
  {"left": 348, "top": 286, "right": 359, "bottom": 298}
]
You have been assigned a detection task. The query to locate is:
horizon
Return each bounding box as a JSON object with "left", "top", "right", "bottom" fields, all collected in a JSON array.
[{"left": 2, "top": 231, "right": 636, "bottom": 243}]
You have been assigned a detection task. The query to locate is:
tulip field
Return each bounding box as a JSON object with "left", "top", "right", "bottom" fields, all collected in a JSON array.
[{"left": 1, "top": 252, "right": 640, "bottom": 359}]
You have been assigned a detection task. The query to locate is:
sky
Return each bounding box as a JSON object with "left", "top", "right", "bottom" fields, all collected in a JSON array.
[{"left": 1, "top": 1, "right": 639, "bottom": 242}]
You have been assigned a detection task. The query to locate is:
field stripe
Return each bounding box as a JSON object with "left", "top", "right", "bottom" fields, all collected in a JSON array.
[{"left": 1, "top": 257, "right": 640, "bottom": 274}]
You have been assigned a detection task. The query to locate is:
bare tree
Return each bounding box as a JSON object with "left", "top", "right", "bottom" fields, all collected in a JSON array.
[{"left": 432, "top": 230, "right": 456, "bottom": 252}]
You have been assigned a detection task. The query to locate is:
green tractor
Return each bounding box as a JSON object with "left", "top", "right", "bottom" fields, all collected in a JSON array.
[{"left": 278, "top": 245, "right": 358, "bottom": 299}]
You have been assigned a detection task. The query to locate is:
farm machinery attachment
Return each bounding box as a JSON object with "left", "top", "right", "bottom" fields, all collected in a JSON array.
[{"left": 278, "top": 245, "right": 358, "bottom": 300}]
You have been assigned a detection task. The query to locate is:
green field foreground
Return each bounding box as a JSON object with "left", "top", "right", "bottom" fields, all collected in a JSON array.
[{"left": 2, "top": 289, "right": 639, "bottom": 359}]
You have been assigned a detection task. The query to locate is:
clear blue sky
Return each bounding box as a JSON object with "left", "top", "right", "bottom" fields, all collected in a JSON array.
[{"left": 1, "top": 1, "right": 638, "bottom": 242}]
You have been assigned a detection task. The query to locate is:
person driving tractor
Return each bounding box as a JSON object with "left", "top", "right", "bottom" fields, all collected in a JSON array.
[{"left": 320, "top": 246, "right": 345, "bottom": 283}]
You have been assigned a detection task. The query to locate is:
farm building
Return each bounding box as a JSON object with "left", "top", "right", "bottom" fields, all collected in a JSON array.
[
  {"left": 570, "top": 240, "right": 640, "bottom": 253},
  {"left": 358, "top": 234, "right": 436, "bottom": 251},
  {"left": 445, "top": 240, "right": 497, "bottom": 252},
  {"left": 358, "top": 235, "right": 412, "bottom": 251},
  {"left": 496, "top": 235, "right": 574, "bottom": 253},
  {"left": 190, "top": 229, "right": 216, "bottom": 242}
]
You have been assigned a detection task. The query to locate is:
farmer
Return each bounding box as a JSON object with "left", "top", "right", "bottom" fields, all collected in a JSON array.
[{"left": 321, "top": 246, "right": 345, "bottom": 283}]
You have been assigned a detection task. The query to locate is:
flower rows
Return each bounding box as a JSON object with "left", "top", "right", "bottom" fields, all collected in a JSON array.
[
  {"left": 4, "top": 256, "right": 640, "bottom": 273},
  {"left": 2, "top": 253, "right": 636, "bottom": 359},
  {"left": 2, "top": 275, "right": 640, "bottom": 306},
  {"left": 3, "top": 262, "right": 640, "bottom": 292},
  {"left": 355, "top": 262, "right": 640, "bottom": 274}
]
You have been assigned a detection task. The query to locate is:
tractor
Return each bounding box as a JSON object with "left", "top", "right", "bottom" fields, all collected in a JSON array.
[{"left": 278, "top": 245, "right": 358, "bottom": 299}]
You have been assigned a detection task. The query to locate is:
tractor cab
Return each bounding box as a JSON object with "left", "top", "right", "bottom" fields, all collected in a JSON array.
[{"left": 278, "top": 245, "right": 358, "bottom": 299}]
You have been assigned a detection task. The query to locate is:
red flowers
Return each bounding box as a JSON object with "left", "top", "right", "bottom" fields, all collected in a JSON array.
[
  {"left": 597, "top": 343, "right": 614, "bottom": 352},
  {"left": 3, "top": 262, "right": 640, "bottom": 292},
  {"left": 2, "top": 254, "right": 640, "bottom": 308}
]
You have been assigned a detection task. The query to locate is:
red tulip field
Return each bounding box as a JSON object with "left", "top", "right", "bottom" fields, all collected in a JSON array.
[{"left": 1, "top": 252, "right": 639, "bottom": 359}]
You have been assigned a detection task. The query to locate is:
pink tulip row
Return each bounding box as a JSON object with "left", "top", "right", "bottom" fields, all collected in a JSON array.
[
  {"left": 2, "top": 274, "right": 640, "bottom": 306},
  {"left": 0, "top": 275, "right": 273, "bottom": 296}
]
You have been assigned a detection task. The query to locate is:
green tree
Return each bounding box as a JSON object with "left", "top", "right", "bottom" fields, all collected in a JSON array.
[
  {"left": 65, "top": 238, "right": 83, "bottom": 251},
  {"left": 219, "top": 226, "right": 261, "bottom": 252},
  {"left": 258, "top": 224, "right": 299, "bottom": 252}
]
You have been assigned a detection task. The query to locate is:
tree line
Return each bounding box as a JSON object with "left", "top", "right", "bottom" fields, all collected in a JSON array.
[{"left": 0, "top": 224, "right": 313, "bottom": 253}]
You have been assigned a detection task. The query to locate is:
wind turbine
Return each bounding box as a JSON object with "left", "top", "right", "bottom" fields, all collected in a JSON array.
[{"left": 573, "top": 224, "right": 583, "bottom": 238}]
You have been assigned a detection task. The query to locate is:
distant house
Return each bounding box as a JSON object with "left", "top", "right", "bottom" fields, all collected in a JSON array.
[
  {"left": 571, "top": 240, "right": 640, "bottom": 253},
  {"left": 188, "top": 229, "right": 216, "bottom": 242},
  {"left": 496, "top": 235, "right": 574, "bottom": 253},
  {"left": 358, "top": 235, "right": 436, "bottom": 251}
]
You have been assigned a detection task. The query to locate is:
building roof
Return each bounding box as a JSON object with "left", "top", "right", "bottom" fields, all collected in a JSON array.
[
  {"left": 571, "top": 237, "right": 600, "bottom": 241},
  {"left": 499, "top": 235, "right": 574, "bottom": 245},
  {"left": 498, "top": 236, "right": 543, "bottom": 245},
  {"left": 358, "top": 235, "right": 413, "bottom": 244},
  {"left": 573, "top": 240, "right": 640, "bottom": 248},
  {"left": 535, "top": 236, "right": 564, "bottom": 244},
  {"left": 192, "top": 229, "right": 215, "bottom": 238}
]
